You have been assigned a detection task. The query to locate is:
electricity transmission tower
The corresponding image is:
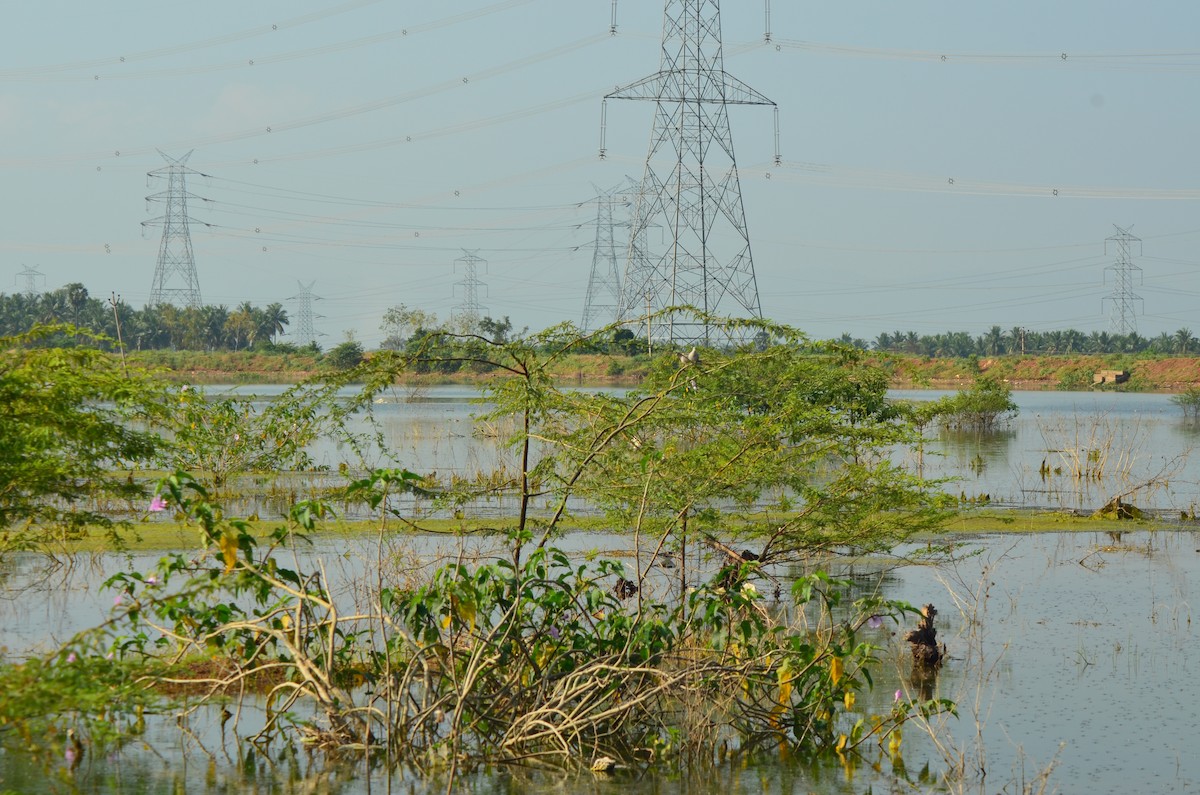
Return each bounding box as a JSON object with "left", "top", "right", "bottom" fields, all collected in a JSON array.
[
  {"left": 144, "top": 150, "right": 206, "bottom": 308},
  {"left": 581, "top": 181, "right": 634, "bottom": 333},
  {"left": 1103, "top": 225, "right": 1143, "bottom": 336},
  {"left": 603, "top": 0, "right": 777, "bottom": 345},
  {"left": 16, "top": 265, "right": 45, "bottom": 296},
  {"left": 452, "top": 250, "right": 488, "bottom": 330},
  {"left": 288, "top": 280, "right": 323, "bottom": 347}
]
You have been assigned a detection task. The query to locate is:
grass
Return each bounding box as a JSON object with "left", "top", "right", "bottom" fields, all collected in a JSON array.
[{"left": 34, "top": 506, "right": 1186, "bottom": 553}]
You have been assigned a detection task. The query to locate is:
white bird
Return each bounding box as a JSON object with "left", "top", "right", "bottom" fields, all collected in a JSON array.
[{"left": 678, "top": 346, "right": 699, "bottom": 366}]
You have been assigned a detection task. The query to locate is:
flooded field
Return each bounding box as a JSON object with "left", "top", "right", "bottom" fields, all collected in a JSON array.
[
  {"left": 3, "top": 387, "right": 1199, "bottom": 793},
  {"left": 3, "top": 527, "right": 1197, "bottom": 794}
]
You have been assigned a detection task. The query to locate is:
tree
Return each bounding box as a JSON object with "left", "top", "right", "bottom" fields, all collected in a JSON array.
[
  {"left": 0, "top": 325, "right": 167, "bottom": 546},
  {"left": 380, "top": 305, "right": 438, "bottom": 350},
  {"left": 225, "top": 302, "right": 257, "bottom": 350},
  {"left": 326, "top": 339, "right": 364, "bottom": 370},
  {"left": 928, "top": 375, "right": 1018, "bottom": 432},
  {"left": 981, "top": 325, "right": 1006, "bottom": 356},
  {"left": 479, "top": 315, "right": 514, "bottom": 344},
  {"left": 1175, "top": 328, "right": 1195, "bottom": 355},
  {"left": 258, "top": 302, "right": 289, "bottom": 345},
  {"left": 201, "top": 304, "right": 231, "bottom": 350},
  {"left": 611, "top": 327, "right": 639, "bottom": 355},
  {"left": 465, "top": 317, "right": 949, "bottom": 570}
]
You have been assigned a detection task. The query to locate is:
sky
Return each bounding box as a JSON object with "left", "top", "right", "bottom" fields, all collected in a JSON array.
[{"left": 4, "top": 1, "right": 1200, "bottom": 348}]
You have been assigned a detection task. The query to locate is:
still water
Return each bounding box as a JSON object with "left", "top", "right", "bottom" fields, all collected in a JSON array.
[
  {"left": 3, "top": 387, "right": 1200, "bottom": 793},
  {"left": 230, "top": 384, "right": 1200, "bottom": 514}
]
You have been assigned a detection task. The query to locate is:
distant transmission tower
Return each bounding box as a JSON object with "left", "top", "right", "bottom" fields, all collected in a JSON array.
[
  {"left": 581, "top": 181, "right": 633, "bottom": 333},
  {"left": 1103, "top": 225, "right": 1143, "bottom": 335},
  {"left": 602, "top": 0, "right": 779, "bottom": 345},
  {"left": 452, "top": 250, "right": 489, "bottom": 330},
  {"left": 16, "top": 265, "right": 45, "bottom": 296},
  {"left": 143, "top": 150, "right": 206, "bottom": 308},
  {"left": 288, "top": 280, "right": 323, "bottom": 347}
]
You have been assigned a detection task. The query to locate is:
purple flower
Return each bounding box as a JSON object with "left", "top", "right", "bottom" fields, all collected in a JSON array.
[
  {"left": 148, "top": 495, "right": 168, "bottom": 512},
  {"left": 65, "top": 746, "right": 77, "bottom": 765},
  {"left": 113, "top": 593, "right": 124, "bottom": 607},
  {"left": 144, "top": 574, "right": 158, "bottom": 586},
  {"left": 66, "top": 652, "right": 76, "bottom": 663},
  {"left": 548, "top": 626, "right": 561, "bottom": 641},
  {"left": 866, "top": 615, "right": 884, "bottom": 630},
  {"left": 894, "top": 689, "right": 903, "bottom": 702}
]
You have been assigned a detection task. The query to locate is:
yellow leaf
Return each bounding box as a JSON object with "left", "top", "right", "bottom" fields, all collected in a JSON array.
[
  {"left": 453, "top": 597, "right": 477, "bottom": 631},
  {"left": 220, "top": 532, "right": 239, "bottom": 574},
  {"left": 835, "top": 734, "right": 848, "bottom": 753},
  {"left": 843, "top": 691, "right": 856, "bottom": 710},
  {"left": 887, "top": 728, "right": 903, "bottom": 759},
  {"left": 830, "top": 656, "right": 844, "bottom": 686}
]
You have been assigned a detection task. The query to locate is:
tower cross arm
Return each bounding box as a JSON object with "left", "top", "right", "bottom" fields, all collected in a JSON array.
[{"left": 606, "top": 70, "right": 775, "bottom": 106}]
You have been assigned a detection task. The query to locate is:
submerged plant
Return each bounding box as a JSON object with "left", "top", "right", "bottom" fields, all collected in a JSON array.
[
  {"left": 67, "top": 471, "right": 944, "bottom": 776},
  {"left": 2, "top": 313, "right": 960, "bottom": 786}
]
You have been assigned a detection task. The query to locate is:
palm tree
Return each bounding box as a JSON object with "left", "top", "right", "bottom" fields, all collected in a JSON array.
[
  {"left": 201, "top": 304, "right": 231, "bottom": 350},
  {"left": 257, "top": 302, "right": 289, "bottom": 344},
  {"left": 1062, "top": 329, "right": 1085, "bottom": 354},
  {"left": 1175, "top": 328, "right": 1195, "bottom": 355},
  {"left": 226, "top": 302, "right": 258, "bottom": 351},
  {"left": 982, "top": 325, "right": 1006, "bottom": 356},
  {"left": 1150, "top": 332, "right": 1174, "bottom": 355}
]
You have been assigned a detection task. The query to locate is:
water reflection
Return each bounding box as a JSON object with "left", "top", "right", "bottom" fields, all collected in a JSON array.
[
  {"left": 193, "top": 385, "right": 1200, "bottom": 515},
  {"left": 894, "top": 389, "right": 1200, "bottom": 512}
]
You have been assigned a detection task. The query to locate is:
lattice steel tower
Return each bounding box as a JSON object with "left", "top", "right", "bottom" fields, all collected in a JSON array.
[
  {"left": 144, "top": 150, "right": 205, "bottom": 308},
  {"left": 581, "top": 181, "right": 632, "bottom": 332},
  {"left": 1103, "top": 225, "right": 1143, "bottom": 336},
  {"left": 603, "top": 0, "right": 776, "bottom": 345},
  {"left": 288, "top": 280, "right": 323, "bottom": 347},
  {"left": 452, "top": 250, "right": 488, "bottom": 329},
  {"left": 16, "top": 265, "right": 45, "bottom": 296}
]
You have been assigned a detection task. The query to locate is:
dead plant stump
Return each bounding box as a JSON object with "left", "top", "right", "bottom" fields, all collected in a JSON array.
[{"left": 905, "top": 603, "right": 945, "bottom": 670}]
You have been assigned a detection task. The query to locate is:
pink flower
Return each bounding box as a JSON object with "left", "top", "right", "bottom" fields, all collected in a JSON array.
[
  {"left": 145, "top": 575, "right": 158, "bottom": 586},
  {"left": 113, "top": 593, "right": 123, "bottom": 607},
  {"left": 894, "top": 689, "right": 902, "bottom": 702},
  {"left": 149, "top": 495, "right": 168, "bottom": 512},
  {"left": 866, "top": 615, "right": 884, "bottom": 629},
  {"left": 66, "top": 652, "right": 76, "bottom": 663}
]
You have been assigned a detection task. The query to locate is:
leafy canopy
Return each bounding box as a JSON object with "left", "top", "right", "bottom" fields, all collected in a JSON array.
[{"left": 0, "top": 325, "right": 167, "bottom": 545}]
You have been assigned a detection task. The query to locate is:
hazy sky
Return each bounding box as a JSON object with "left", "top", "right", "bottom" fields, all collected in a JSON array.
[{"left": 5, "top": 1, "right": 1200, "bottom": 347}]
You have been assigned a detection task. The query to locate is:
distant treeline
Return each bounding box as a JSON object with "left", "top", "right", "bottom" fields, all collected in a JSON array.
[
  {"left": 0, "top": 284, "right": 300, "bottom": 352},
  {"left": 837, "top": 326, "right": 1199, "bottom": 357},
  {"left": 6, "top": 285, "right": 1200, "bottom": 358}
]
